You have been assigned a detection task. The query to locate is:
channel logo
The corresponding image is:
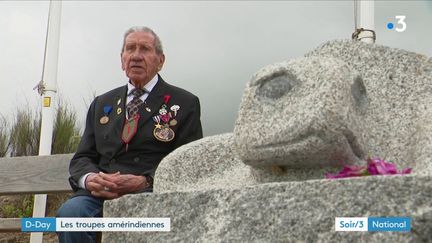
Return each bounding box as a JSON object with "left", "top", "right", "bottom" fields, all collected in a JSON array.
[{"left": 387, "top": 16, "right": 407, "bottom": 32}]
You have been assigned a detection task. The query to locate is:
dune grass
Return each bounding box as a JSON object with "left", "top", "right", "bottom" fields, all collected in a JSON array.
[{"left": 0, "top": 99, "right": 81, "bottom": 220}]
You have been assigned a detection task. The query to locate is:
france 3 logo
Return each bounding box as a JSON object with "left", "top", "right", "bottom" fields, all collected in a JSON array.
[{"left": 387, "top": 16, "right": 406, "bottom": 32}]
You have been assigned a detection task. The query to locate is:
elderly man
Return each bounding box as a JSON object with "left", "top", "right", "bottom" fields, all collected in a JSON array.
[{"left": 57, "top": 26, "right": 203, "bottom": 242}]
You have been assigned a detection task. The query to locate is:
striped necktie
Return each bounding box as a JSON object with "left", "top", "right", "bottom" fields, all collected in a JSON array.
[{"left": 126, "top": 88, "right": 147, "bottom": 118}]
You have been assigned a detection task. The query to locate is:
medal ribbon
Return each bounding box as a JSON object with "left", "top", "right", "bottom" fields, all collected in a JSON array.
[{"left": 121, "top": 114, "right": 140, "bottom": 151}]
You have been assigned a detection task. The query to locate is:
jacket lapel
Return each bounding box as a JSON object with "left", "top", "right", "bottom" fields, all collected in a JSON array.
[{"left": 109, "top": 85, "right": 128, "bottom": 158}]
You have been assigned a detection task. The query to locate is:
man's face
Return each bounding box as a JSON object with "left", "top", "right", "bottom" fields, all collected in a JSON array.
[{"left": 121, "top": 31, "right": 165, "bottom": 87}]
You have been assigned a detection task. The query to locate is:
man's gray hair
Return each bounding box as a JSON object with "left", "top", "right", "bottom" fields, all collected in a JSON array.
[{"left": 121, "top": 26, "right": 164, "bottom": 55}]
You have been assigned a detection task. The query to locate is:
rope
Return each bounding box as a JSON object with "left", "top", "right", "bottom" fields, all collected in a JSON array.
[
  {"left": 352, "top": 28, "right": 376, "bottom": 42},
  {"left": 33, "top": 2, "right": 52, "bottom": 96}
]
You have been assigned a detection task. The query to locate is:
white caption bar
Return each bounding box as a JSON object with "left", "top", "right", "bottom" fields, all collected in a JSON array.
[
  {"left": 335, "top": 217, "right": 367, "bottom": 231},
  {"left": 56, "top": 217, "right": 170, "bottom": 232}
]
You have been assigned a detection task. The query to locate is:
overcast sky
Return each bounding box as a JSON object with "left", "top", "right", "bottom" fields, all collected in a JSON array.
[{"left": 1, "top": 1, "right": 431, "bottom": 136}]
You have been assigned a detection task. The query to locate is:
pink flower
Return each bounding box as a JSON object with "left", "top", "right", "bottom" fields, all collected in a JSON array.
[
  {"left": 326, "top": 156, "right": 412, "bottom": 179},
  {"left": 325, "top": 165, "right": 367, "bottom": 179},
  {"left": 401, "top": 168, "right": 412, "bottom": 174},
  {"left": 367, "top": 157, "right": 398, "bottom": 175}
]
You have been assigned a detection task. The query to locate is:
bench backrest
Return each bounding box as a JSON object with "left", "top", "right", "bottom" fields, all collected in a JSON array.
[{"left": 0, "top": 154, "right": 74, "bottom": 195}]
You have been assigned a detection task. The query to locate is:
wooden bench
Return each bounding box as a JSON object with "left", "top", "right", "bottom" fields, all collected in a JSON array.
[{"left": 0, "top": 154, "right": 73, "bottom": 239}]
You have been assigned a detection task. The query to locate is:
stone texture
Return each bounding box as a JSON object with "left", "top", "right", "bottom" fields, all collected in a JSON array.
[
  {"left": 235, "top": 40, "right": 432, "bottom": 175},
  {"left": 104, "top": 174, "right": 431, "bottom": 242},
  {"left": 154, "top": 133, "right": 254, "bottom": 193}
]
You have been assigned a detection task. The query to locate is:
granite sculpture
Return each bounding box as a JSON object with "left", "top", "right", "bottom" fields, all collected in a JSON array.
[
  {"left": 154, "top": 39, "right": 432, "bottom": 192},
  {"left": 104, "top": 40, "right": 432, "bottom": 242}
]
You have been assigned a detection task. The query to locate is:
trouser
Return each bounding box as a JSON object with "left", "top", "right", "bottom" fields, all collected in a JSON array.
[{"left": 56, "top": 195, "right": 104, "bottom": 243}]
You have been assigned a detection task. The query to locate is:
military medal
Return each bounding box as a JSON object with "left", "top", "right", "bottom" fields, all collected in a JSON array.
[
  {"left": 153, "top": 115, "right": 175, "bottom": 142},
  {"left": 151, "top": 95, "right": 180, "bottom": 142},
  {"left": 100, "top": 105, "right": 112, "bottom": 125},
  {"left": 168, "top": 105, "right": 180, "bottom": 126},
  {"left": 170, "top": 105, "right": 180, "bottom": 116},
  {"left": 153, "top": 124, "right": 175, "bottom": 142},
  {"left": 121, "top": 114, "right": 140, "bottom": 151},
  {"left": 169, "top": 119, "right": 177, "bottom": 126},
  {"left": 100, "top": 116, "right": 109, "bottom": 124},
  {"left": 159, "top": 105, "right": 167, "bottom": 115}
]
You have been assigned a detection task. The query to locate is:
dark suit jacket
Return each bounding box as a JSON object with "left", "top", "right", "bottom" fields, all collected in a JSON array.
[{"left": 69, "top": 76, "right": 203, "bottom": 197}]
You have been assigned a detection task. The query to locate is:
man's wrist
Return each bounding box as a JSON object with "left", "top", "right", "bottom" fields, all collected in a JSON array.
[
  {"left": 131, "top": 175, "right": 153, "bottom": 193},
  {"left": 79, "top": 172, "right": 97, "bottom": 190},
  {"left": 144, "top": 175, "right": 153, "bottom": 188}
]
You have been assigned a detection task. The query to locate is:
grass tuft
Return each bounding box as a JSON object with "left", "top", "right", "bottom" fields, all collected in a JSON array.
[{"left": 0, "top": 98, "right": 81, "bottom": 221}]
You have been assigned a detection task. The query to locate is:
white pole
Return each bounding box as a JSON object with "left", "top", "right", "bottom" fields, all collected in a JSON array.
[
  {"left": 31, "top": 1, "right": 62, "bottom": 243},
  {"left": 358, "top": 0, "right": 375, "bottom": 43}
]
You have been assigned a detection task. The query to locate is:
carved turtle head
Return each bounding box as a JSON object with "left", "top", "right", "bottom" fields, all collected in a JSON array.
[{"left": 234, "top": 56, "right": 368, "bottom": 169}]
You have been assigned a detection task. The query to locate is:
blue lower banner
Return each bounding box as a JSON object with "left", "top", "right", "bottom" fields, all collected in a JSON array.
[
  {"left": 368, "top": 217, "right": 411, "bottom": 232},
  {"left": 22, "top": 218, "right": 56, "bottom": 232}
]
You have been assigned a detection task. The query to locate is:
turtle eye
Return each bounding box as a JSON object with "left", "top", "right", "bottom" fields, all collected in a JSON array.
[
  {"left": 256, "top": 73, "right": 299, "bottom": 100},
  {"left": 351, "top": 75, "right": 368, "bottom": 111}
]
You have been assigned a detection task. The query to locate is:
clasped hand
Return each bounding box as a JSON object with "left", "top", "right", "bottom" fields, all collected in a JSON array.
[{"left": 86, "top": 172, "right": 148, "bottom": 199}]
